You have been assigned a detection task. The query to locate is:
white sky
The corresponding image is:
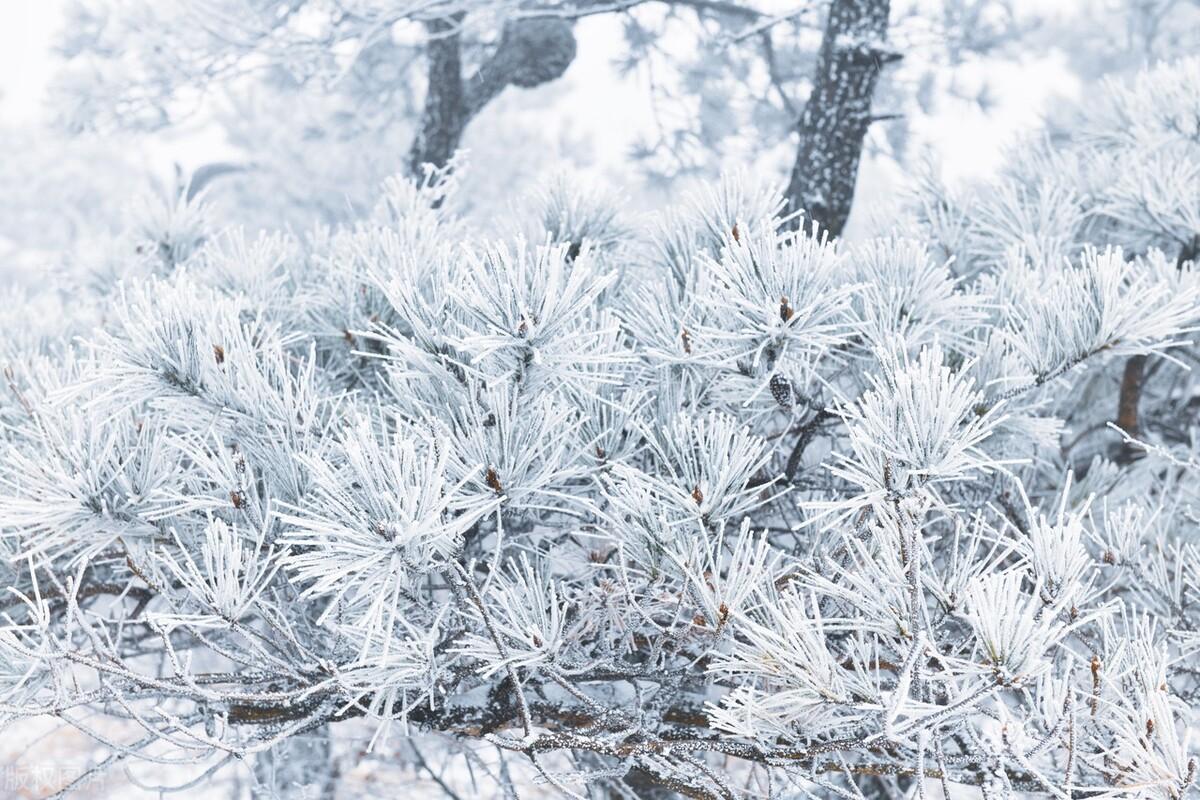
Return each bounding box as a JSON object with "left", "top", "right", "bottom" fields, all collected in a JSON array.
[{"left": 0, "top": 1, "right": 63, "bottom": 124}]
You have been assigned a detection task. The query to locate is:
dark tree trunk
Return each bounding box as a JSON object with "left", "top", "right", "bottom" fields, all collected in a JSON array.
[
  {"left": 407, "top": 16, "right": 469, "bottom": 176},
  {"left": 785, "top": 0, "right": 896, "bottom": 237},
  {"left": 406, "top": 16, "right": 577, "bottom": 176}
]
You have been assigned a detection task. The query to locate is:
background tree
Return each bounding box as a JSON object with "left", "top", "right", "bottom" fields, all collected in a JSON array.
[
  {"left": 54, "top": 0, "right": 908, "bottom": 234},
  {"left": 785, "top": 0, "right": 895, "bottom": 235},
  {"left": 53, "top": 0, "right": 579, "bottom": 175},
  {"left": 39, "top": 0, "right": 1200, "bottom": 243}
]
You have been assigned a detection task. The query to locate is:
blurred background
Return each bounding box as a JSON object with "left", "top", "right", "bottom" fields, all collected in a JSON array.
[{"left": 0, "top": 0, "right": 1195, "bottom": 279}]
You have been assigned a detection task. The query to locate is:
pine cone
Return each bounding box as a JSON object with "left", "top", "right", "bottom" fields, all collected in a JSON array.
[{"left": 769, "top": 373, "right": 794, "bottom": 409}]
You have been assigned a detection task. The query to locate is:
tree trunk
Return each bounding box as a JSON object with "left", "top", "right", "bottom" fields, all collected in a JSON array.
[
  {"left": 785, "top": 0, "right": 896, "bottom": 237},
  {"left": 407, "top": 16, "right": 469, "bottom": 176},
  {"left": 406, "top": 16, "right": 578, "bottom": 176}
]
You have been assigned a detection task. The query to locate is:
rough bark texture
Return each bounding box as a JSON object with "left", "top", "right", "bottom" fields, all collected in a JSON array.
[
  {"left": 406, "top": 16, "right": 577, "bottom": 176},
  {"left": 785, "top": 0, "right": 896, "bottom": 237}
]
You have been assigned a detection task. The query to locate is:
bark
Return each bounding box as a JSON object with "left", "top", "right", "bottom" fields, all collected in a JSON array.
[
  {"left": 1113, "top": 354, "right": 1147, "bottom": 464},
  {"left": 1115, "top": 354, "right": 1146, "bottom": 437},
  {"left": 785, "top": 0, "right": 897, "bottom": 237},
  {"left": 406, "top": 16, "right": 578, "bottom": 176},
  {"left": 1112, "top": 235, "right": 1200, "bottom": 463},
  {"left": 406, "top": 16, "right": 470, "bottom": 177}
]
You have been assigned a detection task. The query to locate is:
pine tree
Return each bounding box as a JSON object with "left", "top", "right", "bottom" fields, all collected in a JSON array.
[{"left": 2, "top": 59, "right": 1200, "bottom": 799}]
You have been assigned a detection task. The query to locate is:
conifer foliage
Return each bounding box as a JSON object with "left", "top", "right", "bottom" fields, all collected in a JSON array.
[{"left": 4, "top": 61, "right": 1200, "bottom": 798}]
